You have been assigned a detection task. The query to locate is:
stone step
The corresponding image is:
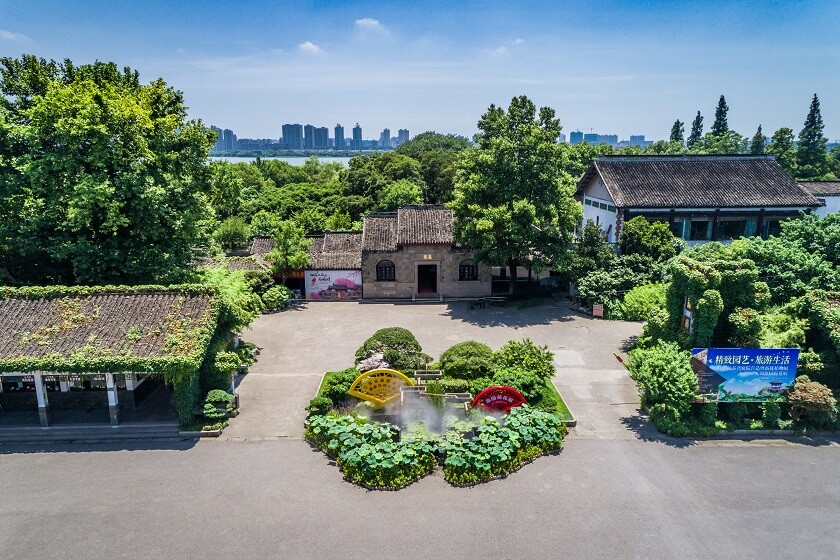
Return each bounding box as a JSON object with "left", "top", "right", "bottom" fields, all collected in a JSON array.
[{"left": 0, "top": 422, "right": 186, "bottom": 444}]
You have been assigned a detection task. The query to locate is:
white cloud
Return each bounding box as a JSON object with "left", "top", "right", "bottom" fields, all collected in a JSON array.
[
  {"left": 489, "top": 38, "right": 525, "bottom": 57},
  {"left": 298, "top": 41, "right": 322, "bottom": 54},
  {"left": 513, "top": 38, "right": 525, "bottom": 45},
  {"left": 490, "top": 46, "right": 508, "bottom": 57},
  {"left": 355, "top": 17, "right": 381, "bottom": 28},
  {"left": 0, "top": 30, "right": 32, "bottom": 42}
]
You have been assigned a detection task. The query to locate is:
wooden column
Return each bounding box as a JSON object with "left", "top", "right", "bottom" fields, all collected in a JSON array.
[
  {"left": 34, "top": 372, "right": 50, "bottom": 427},
  {"left": 711, "top": 209, "right": 720, "bottom": 241}
]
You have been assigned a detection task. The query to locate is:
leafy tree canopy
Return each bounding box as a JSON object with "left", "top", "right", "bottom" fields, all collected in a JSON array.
[
  {"left": 0, "top": 55, "right": 215, "bottom": 285},
  {"left": 451, "top": 96, "right": 582, "bottom": 292}
]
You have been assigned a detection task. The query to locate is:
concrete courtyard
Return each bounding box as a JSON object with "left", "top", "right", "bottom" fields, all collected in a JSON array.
[{"left": 3, "top": 300, "right": 840, "bottom": 559}]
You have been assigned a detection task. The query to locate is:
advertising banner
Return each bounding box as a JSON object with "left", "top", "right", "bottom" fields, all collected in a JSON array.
[
  {"left": 305, "top": 270, "right": 362, "bottom": 301},
  {"left": 690, "top": 348, "right": 799, "bottom": 402}
]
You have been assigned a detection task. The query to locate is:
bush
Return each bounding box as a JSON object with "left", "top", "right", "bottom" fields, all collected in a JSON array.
[
  {"left": 491, "top": 367, "right": 543, "bottom": 403},
  {"left": 443, "top": 407, "right": 565, "bottom": 485},
  {"left": 720, "top": 402, "right": 750, "bottom": 427},
  {"left": 495, "top": 338, "right": 555, "bottom": 379},
  {"left": 468, "top": 376, "right": 494, "bottom": 396},
  {"left": 305, "top": 414, "right": 438, "bottom": 489},
  {"left": 438, "top": 378, "right": 470, "bottom": 393},
  {"left": 627, "top": 341, "right": 698, "bottom": 417},
  {"left": 619, "top": 216, "right": 678, "bottom": 262},
  {"left": 202, "top": 390, "right": 234, "bottom": 423},
  {"left": 205, "top": 389, "right": 235, "bottom": 406},
  {"left": 761, "top": 401, "right": 782, "bottom": 429},
  {"left": 355, "top": 327, "right": 426, "bottom": 372},
  {"left": 787, "top": 375, "right": 837, "bottom": 428},
  {"left": 214, "top": 216, "right": 250, "bottom": 252},
  {"left": 320, "top": 368, "right": 361, "bottom": 405},
  {"left": 439, "top": 341, "right": 495, "bottom": 380},
  {"left": 306, "top": 396, "right": 333, "bottom": 418},
  {"left": 618, "top": 283, "right": 667, "bottom": 322},
  {"left": 262, "top": 285, "right": 292, "bottom": 311}
]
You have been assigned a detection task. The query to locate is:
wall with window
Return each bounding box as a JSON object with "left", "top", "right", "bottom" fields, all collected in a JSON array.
[{"left": 362, "top": 246, "right": 491, "bottom": 299}]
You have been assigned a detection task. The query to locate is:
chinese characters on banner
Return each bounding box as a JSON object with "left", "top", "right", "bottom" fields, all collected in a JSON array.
[{"left": 690, "top": 348, "right": 800, "bottom": 402}]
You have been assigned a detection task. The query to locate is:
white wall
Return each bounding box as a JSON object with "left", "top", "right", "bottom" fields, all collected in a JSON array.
[
  {"left": 581, "top": 178, "right": 619, "bottom": 242},
  {"left": 815, "top": 196, "right": 840, "bottom": 217}
]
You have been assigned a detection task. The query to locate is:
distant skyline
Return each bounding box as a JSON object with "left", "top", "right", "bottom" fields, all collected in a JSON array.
[{"left": 2, "top": 1, "right": 839, "bottom": 141}]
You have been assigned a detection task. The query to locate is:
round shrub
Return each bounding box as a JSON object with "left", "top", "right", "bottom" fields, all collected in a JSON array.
[
  {"left": 262, "top": 285, "right": 292, "bottom": 311},
  {"left": 306, "top": 396, "right": 333, "bottom": 418},
  {"left": 495, "top": 338, "right": 555, "bottom": 379},
  {"left": 355, "top": 327, "right": 425, "bottom": 372},
  {"left": 627, "top": 340, "right": 698, "bottom": 416},
  {"left": 439, "top": 341, "right": 495, "bottom": 380}
]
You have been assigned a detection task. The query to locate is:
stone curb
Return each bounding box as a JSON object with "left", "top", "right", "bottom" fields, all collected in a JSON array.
[{"left": 548, "top": 378, "right": 577, "bottom": 427}]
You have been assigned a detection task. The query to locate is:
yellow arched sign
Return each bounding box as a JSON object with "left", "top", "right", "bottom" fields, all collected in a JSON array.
[{"left": 347, "top": 368, "right": 415, "bottom": 409}]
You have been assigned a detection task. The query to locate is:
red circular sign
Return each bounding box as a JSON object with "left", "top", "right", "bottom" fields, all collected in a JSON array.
[{"left": 472, "top": 386, "right": 527, "bottom": 412}]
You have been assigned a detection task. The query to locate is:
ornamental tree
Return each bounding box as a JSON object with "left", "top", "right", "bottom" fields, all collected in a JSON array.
[
  {"left": 451, "top": 96, "right": 581, "bottom": 293},
  {"left": 711, "top": 95, "right": 729, "bottom": 136},
  {"left": 687, "top": 111, "right": 703, "bottom": 149},
  {"left": 749, "top": 125, "right": 766, "bottom": 154},
  {"left": 669, "top": 119, "right": 685, "bottom": 144}
]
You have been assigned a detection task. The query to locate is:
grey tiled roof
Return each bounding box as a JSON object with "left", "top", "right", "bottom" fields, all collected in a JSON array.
[
  {"left": 226, "top": 256, "right": 269, "bottom": 272},
  {"left": 308, "top": 232, "right": 362, "bottom": 270},
  {"left": 579, "top": 155, "right": 821, "bottom": 209},
  {"left": 397, "top": 205, "right": 454, "bottom": 245},
  {"left": 800, "top": 181, "right": 840, "bottom": 197},
  {"left": 249, "top": 237, "right": 274, "bottom": 256},
  {"left": 362, "top": 213, "right": 399, "bottom": 251}
]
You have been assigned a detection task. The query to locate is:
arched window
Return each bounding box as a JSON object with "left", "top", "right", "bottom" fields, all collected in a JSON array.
[
  {"left": 376, "top": 260, "right": 395, "bottom": 282},
  {"left": 459, "top": 260, "right": 479, "bottom": 281}
]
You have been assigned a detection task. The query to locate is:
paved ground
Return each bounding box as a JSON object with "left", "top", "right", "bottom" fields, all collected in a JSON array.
[
  {"left": 5, "top": 300, "right": 840, "bottom": 559},
  {"left": 222, "top": 299, "right": 642, "bottom": 440}
]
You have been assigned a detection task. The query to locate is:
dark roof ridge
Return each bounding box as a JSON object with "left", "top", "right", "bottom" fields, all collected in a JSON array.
[{"left": 596, "top": 154, "right": 775, "bottom": 162}]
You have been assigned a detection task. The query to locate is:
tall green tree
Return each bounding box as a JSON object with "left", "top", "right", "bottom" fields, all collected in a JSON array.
[
  {"left": 796, "top": 93, "right": 829, "bottom": 179},
  {"left": 711, "top": 95, "right": 729, "bottom": 136},
  {"left": 669, "top": 120, "right": 685, "bottom": 144},
  {"left": 687, "top": 111, "right": 704, "bottom": 149},
  {"left": 0, "top": 55, "right": 214, "bottom": 284},
  {"left": 749, "top": 125, "right": 767, "bottom": 154},
  {"left": 266, "top": 220, "right": 310, "bottom": 285},
  {"left": 451, "top": 96, "right": 582, "bottom": 293},
  {"left": 766, "top": 127, "right": 798, "bottom": 176}
]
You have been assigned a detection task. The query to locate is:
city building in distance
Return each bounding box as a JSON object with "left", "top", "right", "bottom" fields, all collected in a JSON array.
[
  {"left": 568, "top": 130, "right": 654, "bottom": 148},
  {"left": 334, "top": 124, "right": 345, "bottom": 149}
]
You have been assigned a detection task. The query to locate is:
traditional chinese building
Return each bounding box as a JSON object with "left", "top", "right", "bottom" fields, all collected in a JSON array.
[
  {"left": 799, "top": 181, "right": 840, "bottom": 217},
  {"left": 576, "top": 155, "right": 821, "bottom": 245}
]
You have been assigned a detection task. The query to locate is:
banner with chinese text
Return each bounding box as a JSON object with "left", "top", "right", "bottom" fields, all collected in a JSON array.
[{"left": 690, "top": 348, "right": 799, "bottom": 402}]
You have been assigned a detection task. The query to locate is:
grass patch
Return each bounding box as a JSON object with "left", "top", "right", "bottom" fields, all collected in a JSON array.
[{"left": 543, "top": 378, "right": 574, "bottom": 422}]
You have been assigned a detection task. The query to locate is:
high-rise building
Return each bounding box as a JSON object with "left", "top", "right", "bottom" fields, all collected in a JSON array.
[
  {"left": 558, "top": 132, "right": 567, "bottom": 143},
  {"left": 570, "top": 131, "right": 584, "bottom": 145},
  {"left": 281, "top": 124, "right": 303, "bottom": 149},
  {"left": 379, "top": 128, "right": 391, "bottom": 148},
  {"left": 629, "top": 135, "right": 647, "bottom": 146},
  {"left": 223, "top": 129, "right": 237, "bottom": 151},
  {"left": 598, "top": 134, "right": 619, "bottom": 145},
  {"left": 352, "top": 123, "right": 362, "bottom": 150},
  {"left": 314, "top": 127, "right": 329, "bottom": 149},
  {"left": 396, "top": 129, "right": 409, "bottom": 146},
  {"left": 210, "top": 126, "right": 224, "bottom": 151},
  {"left": 583, "top": 133, "right": 599, "bottom": 144},
  {"left": 304, "top": 124, "right": 316, "bottom": 149},
  {"left": 334, "top": 124, "right": 345, "bottom": 149}
]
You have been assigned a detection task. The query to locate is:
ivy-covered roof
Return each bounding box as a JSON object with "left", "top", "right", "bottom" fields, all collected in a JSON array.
[{"left": 0, "top": 285, "right": 219, "bottom": 378}]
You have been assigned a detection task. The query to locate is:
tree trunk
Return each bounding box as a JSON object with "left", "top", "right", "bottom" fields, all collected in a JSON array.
[{"left": 507, "top": 258, "right": 518, "bottom": 295}]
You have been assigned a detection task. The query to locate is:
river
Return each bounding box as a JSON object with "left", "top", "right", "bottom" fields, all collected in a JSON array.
[{"left": 209, "top": 156, "right": 353, "bottom": 167}]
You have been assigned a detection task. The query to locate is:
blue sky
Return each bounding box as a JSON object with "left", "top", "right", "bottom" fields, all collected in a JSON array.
[{"left": 2, "top": 0, "right": 839, "bottom": 141}]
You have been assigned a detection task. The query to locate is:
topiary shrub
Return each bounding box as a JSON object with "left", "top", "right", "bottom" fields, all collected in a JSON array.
[
  {"left": 439, "top": 341, "right": 495, "bottom": 380},
  {"left": 355, "top": 327, "right": 425, "bottom": 372},
  {"left": 495, "top": 338, "right": 555, "bottom": 379},
  {"left": 787, "top": 375, "right": 837, "bottom": 429},
  {"left": 261, "top": 285, "right": 292, "bottom": 311}
]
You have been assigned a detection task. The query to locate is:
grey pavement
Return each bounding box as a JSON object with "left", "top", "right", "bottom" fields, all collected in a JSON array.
[
  {"left": 5, "top": 299, "right": 840, "bottom": 559},
  {"left": 223, "top": 299, "right": 642, "bottom": 439},
  {"left": 3, "top": 437, "right": 840, "bottom": 560}
]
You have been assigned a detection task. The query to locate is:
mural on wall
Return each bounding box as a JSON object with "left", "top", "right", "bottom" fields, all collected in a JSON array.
[{"left": 305, "top": 270, "right": 362, "bottom": 300}]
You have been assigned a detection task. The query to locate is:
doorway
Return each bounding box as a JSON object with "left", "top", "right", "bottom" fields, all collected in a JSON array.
[{"left": 417, "top": 264, "right": 437, "bottom": 294}]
